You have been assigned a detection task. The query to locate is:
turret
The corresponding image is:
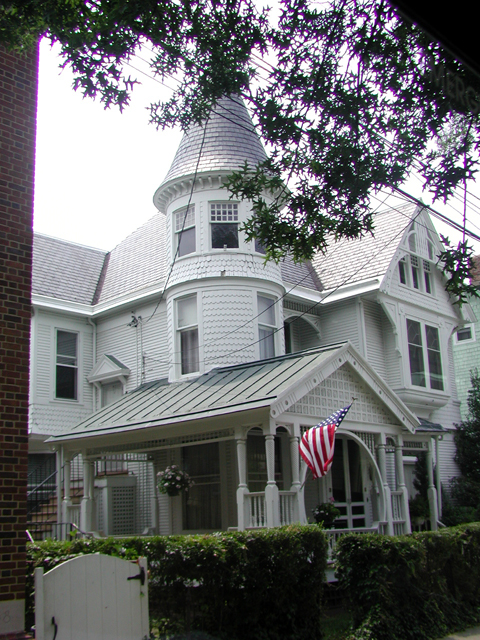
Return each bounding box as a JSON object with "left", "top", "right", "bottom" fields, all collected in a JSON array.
[{"left": 153, "top": 96, "right": 285, "bottom": 381}]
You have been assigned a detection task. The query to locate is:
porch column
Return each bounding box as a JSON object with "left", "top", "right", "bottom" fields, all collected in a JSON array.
[
  {"left": 236, "top": 437, "right": 249, "bottom": 531},
  {"left": 62, "top": 453, "right": 72, "bottom": 529},
  {"left": 265, "top": 434, "right": 279, "bottom": 527},
  {"left": 377, "top": 441, "right": 393, "bottom": 535},
  {"left": 80, "top": 458, "right": 95, "bottom": 532},
  {"left": 395, "top": 439, "right": 411, "bottom": 534},
  {"left": 290, "top": 435, "right": 303, "bottom": 523},
  {"left": 435, "top": 436, "right": 442, "bottom": 518},
  {"left": 427, "top": 439, "right": 439, "bottom": 531}
]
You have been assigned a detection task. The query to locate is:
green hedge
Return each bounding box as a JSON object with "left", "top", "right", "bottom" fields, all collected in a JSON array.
[
  {"left": 27, "top": 525, "right": 328, "bottom": 640},
  {"left": 335, "top": 523, "right": 480, "bottom": 640}
]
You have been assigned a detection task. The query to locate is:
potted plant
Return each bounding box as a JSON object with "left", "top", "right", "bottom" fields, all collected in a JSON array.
[
  {"left": 157, "top": 465, "right": 194, "bottom": 497},
  {"left": 408, "top": 494, "right": 429, "bottom": 527},
  {"left": 312, "top": 499, "right": 341, "bottom": 529}
]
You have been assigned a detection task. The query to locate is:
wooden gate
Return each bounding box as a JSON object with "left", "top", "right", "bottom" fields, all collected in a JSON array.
[{"left": 35, "top": 554, "right": 149, "bottom": 640}]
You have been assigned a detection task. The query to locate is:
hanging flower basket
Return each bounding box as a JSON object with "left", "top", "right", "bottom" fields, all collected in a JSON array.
[
  {"left": 312, "top": 499, "right": 341, "bottom": 529},
  {"left": 157, "top": 465, "right": 194, "bottom": 497}
]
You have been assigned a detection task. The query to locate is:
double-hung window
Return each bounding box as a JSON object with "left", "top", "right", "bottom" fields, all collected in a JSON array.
[
  {"left": 406, "top": 320, "right": 444, "bottom": 391},
  {"left": 175, "top": 205, "right": 195, "bottom": 257},
  {"left": 258, "top": 295, "right": 276, "bottom": 360},
  {"left": 210, "top": 202, "right": 239, "bottom": 249},
  {"left": 177, "top": 295, "right": 199, "bottom": 375},
  {"left": 56, "top": 330, "right": 78, "bottom": 400}
]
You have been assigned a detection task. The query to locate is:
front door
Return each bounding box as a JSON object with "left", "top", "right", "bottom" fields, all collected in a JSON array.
[{"left": 331, "top": 438, "right": 366, "bottom": 528}]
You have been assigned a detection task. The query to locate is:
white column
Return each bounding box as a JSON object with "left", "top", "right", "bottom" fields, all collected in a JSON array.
[
  {"left": 395, "top": 439, "right": 411, "bottom": 534},
  {"left": 377, "top": 441, "right": 393, "bottom": 535},
  {"left": 80, "top": 458, "right": 95, "bottom": 532},
  {"left": 435, "top": 436, "right": 442, "bottom": 518},
  {"left": 265, "top": 434, "right": 279, "bottom": 527},
  {"left": 236, "top": 437, "right": 249, "bottom": 531},
  {"left": 290, "top": 435, "right": 303, "bottom": 523},
  {"left": 427, "top": 439, "right": 439, "bottom": 531},
  {"left": 62, "top": 454, "right": 72, "bottom": 528}
]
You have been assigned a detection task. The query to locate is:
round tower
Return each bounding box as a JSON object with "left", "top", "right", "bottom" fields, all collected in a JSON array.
[{"left": 154, "top": 96, "right": 285, "bottom": 381}]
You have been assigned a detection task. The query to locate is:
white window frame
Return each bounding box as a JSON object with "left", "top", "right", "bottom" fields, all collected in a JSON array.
[
  {"left": 176, "top": 295, "right": 200, "bottom": 376},
  {"left": 55, "top": 329, "right": 78, "bottom": 401},
  {"left": 406, "top": 319, "right": 444, "bottom": 391},
  {"left": 210, "top": 202, "right": 239, "bottom": 250},
  {"left": 455, "top": 323, "right": 476, "bottom": 344},
  {"left": 174, "top": 205, "right": 196, "bottom": 257},
  {"left": 257, "top": 294, "right": 277, "bottom": 360},
  {"left": 398, "top": 254, "right": 434, "bottom": 295}
]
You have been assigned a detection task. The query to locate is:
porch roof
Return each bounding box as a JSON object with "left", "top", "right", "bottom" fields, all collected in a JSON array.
[
  {"left": 51, "top": 344, "right": 345, "bottom": 442},
  {"left": 50, "top": 342, "right": 419, "bottom": 445}
]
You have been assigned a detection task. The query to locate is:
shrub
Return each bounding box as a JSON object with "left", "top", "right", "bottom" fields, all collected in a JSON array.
[
  {"left": 27, "top": 525, "right": 328, "bottom": 640},
  {"left": 335, "top": 523, "right": 480, "bottom": 640}
]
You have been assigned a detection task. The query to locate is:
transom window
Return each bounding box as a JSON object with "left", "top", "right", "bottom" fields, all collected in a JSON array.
[
  {"left": 258, "top": 295, "right": 276, "bottom": 360},
  {"left": 177, "top": 295, "right": 199, "bottom": 375},
  {"left": 175, "top": 205, "right": 195, "bottom": 257},
  {"left": 210, "top": 202, "right": 239, "bottom": 249},
  {"left": 407, "top": 319, "right": 444, "bottom": 391},
  {"left": 56, "top": 330, "right": 78, "bottom": 400}
]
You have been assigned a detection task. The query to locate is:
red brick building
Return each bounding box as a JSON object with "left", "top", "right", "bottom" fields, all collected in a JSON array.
[{"left": 0, "top": 43, "right": 37, "bottom": 639}]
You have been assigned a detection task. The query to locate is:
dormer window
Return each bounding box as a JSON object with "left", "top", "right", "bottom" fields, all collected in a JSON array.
[
  {"left": 210, "top": 202, "right": 239, "bottom": 249},
  {"left": 398, "top": 254, "right": 434, "bottom": 295},
  {"left": 175, "top": 205, "right": 195, "bottom": 257}
]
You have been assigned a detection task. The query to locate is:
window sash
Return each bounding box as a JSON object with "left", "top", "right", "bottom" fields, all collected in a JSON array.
[
  {"left": 181, "top": 328, "right": 199, "bottom": 374},
  {"left": 259, "top": 326, "right": 275, "bottom": 360},
  {"left": 407, "top": 320, "right": 443, "bottom": 390},
  {"left": 211, "top": 223, "right": 238, "bottom": 248},
  {"left": 177, "top": 226, "right": 196, "bottom": 257},
  {"left": 407, "top": 320, "right": 426, "bottom": 387},
  {"left": 56, "top": 331, "right": 77, "bottom": 400},
  {"left": 426, "top": 325, "right": 443, "bottom": 390}
]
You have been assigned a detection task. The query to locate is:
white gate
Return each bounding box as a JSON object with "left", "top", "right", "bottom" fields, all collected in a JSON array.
[{"left": 35, "top": 554, "right": 149, "bottom": 640}]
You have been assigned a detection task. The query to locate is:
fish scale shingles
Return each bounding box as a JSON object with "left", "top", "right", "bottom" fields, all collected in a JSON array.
[{"left": 32, "top": 235, "right": 107, "bottom": 304}]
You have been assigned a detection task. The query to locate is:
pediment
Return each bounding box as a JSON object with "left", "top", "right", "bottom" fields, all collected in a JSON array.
[
  {"left": 271, "top": 344, "right": 418, "bottom": 433},
  {"left": 87, "top": 354, "right": 130, "bottom": 384}
]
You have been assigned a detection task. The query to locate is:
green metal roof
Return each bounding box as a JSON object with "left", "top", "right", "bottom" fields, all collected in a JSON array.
[{"left": 51, "top": 345, "right": 345, "bottom": 441}]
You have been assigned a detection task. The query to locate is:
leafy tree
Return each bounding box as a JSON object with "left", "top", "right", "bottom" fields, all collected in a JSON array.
[
  {"left": 444, "top": 371, "right": 480, "bottom": 525},
  {"left": 1, "top": 0, "right": 479, "bottom": 299}
]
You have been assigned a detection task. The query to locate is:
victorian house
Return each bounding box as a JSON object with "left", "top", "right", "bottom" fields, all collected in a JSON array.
[{"left": 28, "top": 97, "right": 472, "bottom": 539}]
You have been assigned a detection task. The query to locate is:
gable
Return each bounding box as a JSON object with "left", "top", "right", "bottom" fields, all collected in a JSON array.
[{"left": 288, "top": 364, "right": 399, "bottom": 426}]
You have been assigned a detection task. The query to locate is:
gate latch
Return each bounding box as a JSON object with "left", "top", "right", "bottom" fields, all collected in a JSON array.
[{"left": 127, "top": 566, "right": 145, "bottom": 586}]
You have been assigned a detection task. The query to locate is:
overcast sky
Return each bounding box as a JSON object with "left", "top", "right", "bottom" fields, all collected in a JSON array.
[{"left": 33, "top": 38, "right": 480, "bottom": 254}]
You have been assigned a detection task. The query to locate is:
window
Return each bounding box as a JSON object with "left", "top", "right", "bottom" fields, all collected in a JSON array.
[
  {"left": 210, "top": 202, "right": 239, "bottom": 249},
  {"left": 258, "top": 295, "right": 276, "bottom": 359},
  {"left": 456, "top": 324, "right": 475, "bottom": 343},
  {"left": 177, "top": 295, "right": 199, "bottom": 375},
  {"left": 56, "top": 330, "right": 77, "bottom": 399},
  {"left": 398, "top": 255, "right": 434, "bottom": 294},
  {"left": 175, "top": 205, "right": 195, "bottom": 257},
  {"left": 407, "top": 320, "right": 444, "bottom": 391}
]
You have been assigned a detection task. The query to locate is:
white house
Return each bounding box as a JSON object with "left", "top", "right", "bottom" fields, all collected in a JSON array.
[{"left": 28, "top": 96, "right": 473, "bottom": 539}]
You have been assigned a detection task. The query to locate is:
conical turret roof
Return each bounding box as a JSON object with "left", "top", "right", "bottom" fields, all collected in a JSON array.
[{"left": 156, "top": 96, "right": 267, "bottom": 199}]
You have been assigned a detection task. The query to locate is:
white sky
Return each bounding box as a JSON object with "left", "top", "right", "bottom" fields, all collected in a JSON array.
[{"left": 33, "top": 38, "right": 480, "bottom": 254}]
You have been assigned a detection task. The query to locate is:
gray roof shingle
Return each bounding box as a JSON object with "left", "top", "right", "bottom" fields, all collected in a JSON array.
[
  {"left": 32, "top": 234, "right": 107, "bottom": 304},
  {"left": 158, "top": 96, "right": 268, "bottom": 190}
]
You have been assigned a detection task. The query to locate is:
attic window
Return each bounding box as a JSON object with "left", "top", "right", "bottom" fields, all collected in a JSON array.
[
  {"left": 210, "top": 202, "right": 239, "bottom": 249},
  {"left": 455, "top": 325, "right": 475, "bottom": 343}
]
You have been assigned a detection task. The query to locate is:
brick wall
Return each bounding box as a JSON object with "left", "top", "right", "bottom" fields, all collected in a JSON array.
[{"left": 0, "top": 43, "right": 37, "bottom": 639}]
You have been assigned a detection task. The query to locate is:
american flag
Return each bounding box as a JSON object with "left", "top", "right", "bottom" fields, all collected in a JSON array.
[{"left": 299, "top": 405, "right": 352, "bottom": 479}]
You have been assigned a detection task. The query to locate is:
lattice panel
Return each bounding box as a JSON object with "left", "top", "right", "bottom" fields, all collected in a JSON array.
[
  {"left": 112, "top": 486, "right": 136, "bottom": 535},
  {"left": 88, "top": 429, "right": 236, "bottom": 456},
  {"left": 352, "top": 431, "right": 376, "bottom": 456},
  {"left": 290, "top": 367, "right": 398, "bottom": 425}
]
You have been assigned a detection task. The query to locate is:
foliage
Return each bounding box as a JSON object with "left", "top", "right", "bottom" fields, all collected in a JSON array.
[
  {"left": 447, "top": 371, "right": 480, "bottom": 523},
  {"left": 26, "top": 525, "right": 328, "bottom": 640},
  {"left": 335, "top": 523, "right": 480, "bottom": 640},
  {"left": 312, "top": 499, "right": 341, "bottom": 528},
  {"left": 1, "top": 0, "right": 480, "bottom": 299},
  {"left": 157, "top": 465, "right": 194, "bottom": 496}
]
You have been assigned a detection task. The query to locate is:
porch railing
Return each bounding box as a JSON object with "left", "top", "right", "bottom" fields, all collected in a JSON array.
[
  {"left": 325, "top": 526, "right": 379, "bottom": 558},
  {"left": 279, "top": 491, "right": 296, "bottom": 526},
  {"left": 391, "top": 490, "right": 406, "bottom": 535},
  {"left": 247, "top": 492, "right": 266, "bottom": 528}
]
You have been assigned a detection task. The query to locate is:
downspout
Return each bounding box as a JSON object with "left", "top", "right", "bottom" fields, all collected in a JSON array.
[{"left": 88, "top": 318, "right": 97, "bottom": 411}]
